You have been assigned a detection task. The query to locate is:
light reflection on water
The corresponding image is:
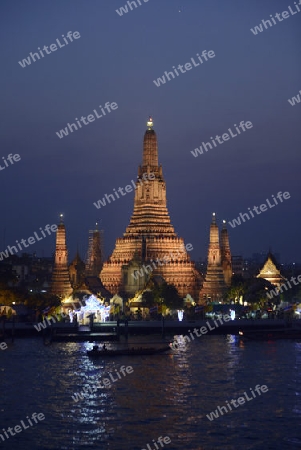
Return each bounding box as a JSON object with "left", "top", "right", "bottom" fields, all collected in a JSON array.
[{"left": 0, "top": 336, "right": 301, "bottom": 449}]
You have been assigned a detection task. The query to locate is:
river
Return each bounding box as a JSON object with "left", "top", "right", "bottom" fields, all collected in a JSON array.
[{"left": 1, "top": 335, "right": 301, "bottom": 450}]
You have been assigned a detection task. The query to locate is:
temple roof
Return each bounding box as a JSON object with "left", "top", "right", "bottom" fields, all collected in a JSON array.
[
  {"left": 84, "top": 276, "right": 112, "bottom": 298},
  {"left": 143, "top": 117, "right": 158, "bottom": 167},
  {"left": 257, "top": 252, "right": 286, "bottom": 285},
  {"left": 70, "top": 251, "right": 85, "bottom": 268},
  {"left": 259, "top": 252, "right": 281, "bottom": 275}
]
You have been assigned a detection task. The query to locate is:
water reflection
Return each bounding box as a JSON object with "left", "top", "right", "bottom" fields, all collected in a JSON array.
[{"left": 1, "top": 337, "right": 301, "bottom": 449}]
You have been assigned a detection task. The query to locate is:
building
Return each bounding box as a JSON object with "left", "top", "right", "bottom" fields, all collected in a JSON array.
[
  {"left": 200, "top": 213, "right": 231, "bottom": 302},
  {"left": 221, "top": 220, "right": 232, "bottom": 285},
  {"left": 256, "top": 251, "right": 286, "bottom": 287},
  {"left": 100, "top": 118, "right": 201, "bottom": 299},
  {"left": 231, "top": 255, "right": 243, "bottom": 277},
  {"left": 69, "top": 251, "right": 85, "bottom": 289},
  {"left": 85, "top": 227, "right": 103, "bottom": 277},
  {"left": 50, "top": 215, "right": 73, "bottom": 297}
]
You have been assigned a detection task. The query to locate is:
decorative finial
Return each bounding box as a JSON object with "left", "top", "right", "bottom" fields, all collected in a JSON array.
[
  {"left": 212, "top": 212, "right": 216, "bottom": 224},
  {"left": 147, "top": 116, "right": 153, "bottom": 130},
  {"left": 60, "top": 213, "right": 64, "bottom": 223}
]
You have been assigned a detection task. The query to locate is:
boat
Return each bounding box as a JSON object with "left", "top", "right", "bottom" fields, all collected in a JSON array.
[
  {"left": 87, "top": 344, "right": 171, "bottom": 356},
  {"left": 238, "top": 327, "right": 301, "bottom": 341}
]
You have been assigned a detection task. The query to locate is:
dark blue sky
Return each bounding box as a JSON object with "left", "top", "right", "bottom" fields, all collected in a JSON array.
[{"left": 0, "top": 0, "right": 300, "bottom": 263}]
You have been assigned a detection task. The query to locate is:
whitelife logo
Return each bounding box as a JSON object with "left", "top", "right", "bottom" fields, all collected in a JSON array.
[
  {"left": 250, "top": 1, "right": 301, "bottom": 35},
  {"left": 72, "top": 365, "right": 134, "bottom": 402},
  {"left": 0, "top": 341, "right": 8, "bottom": 351},
  {"left": 18, "top": 31, "right": 81, "bottom": 68},
  {"left": 153, "top": 50, "right": 215, "bottom": 87},
  {"left": 93, "top": 172, "right": 154, "bottom": 209},
  {"left": 206, "top": 384, "right": 269, "bottom": 421},
  {"left": 288, "top": 89, "right": 301, "bottom": 106},
  {"left": 0, "top": 224, "right": 58, "bottom": 261},
  {"left": 0, "top": 412, "right": 45, "bottom": 443},
  {"left": 0, "top": 153, "right": 21, "bottom": 172},
  {"left": 34, "top": 296, "right": 88, "bottom": 332},
  {"left": 56, "top": 101, "right": 118, "bottom": 139},
  {"left": 116, "top": 0, "right": 150, "bottom": 17},
  {"left": 266, "top": 274, "right": 301, "bottom": 299},
  {"left": 170, "top": 314, "right": 231, "bottom": 350},
  {"left": 228, "top": 191, "right": 291, "bottom": 228},
  {"left": 141, "top": 435, "right": 171, "bottom": 450},
  {"left": 132, "top": 243, "right": 193, "bottom": 280},
  {"left": 191, "top": 121, "right": 253, "bottom": 157}
]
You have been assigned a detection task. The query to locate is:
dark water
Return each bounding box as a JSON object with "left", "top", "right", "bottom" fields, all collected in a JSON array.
[{"left": 1, "top": 335, "right": 301, "bottom": 450}]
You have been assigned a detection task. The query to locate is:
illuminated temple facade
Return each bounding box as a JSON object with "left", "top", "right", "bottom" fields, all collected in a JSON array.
[
  {"left": 100, "top": 118, "right": 202, "bottom": 298},
  {"left": 50, "top": 216, "right": 73, "bottom": 297},
  {"left": 257, "top": 252, "right": 286, "bottom": 287},
  {"left": 200, "top": 214, "right": 232, "bottom": 302}
]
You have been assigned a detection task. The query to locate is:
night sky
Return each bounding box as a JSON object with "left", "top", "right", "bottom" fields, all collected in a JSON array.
[{"left": 1, "top": 0, "right": 300, "bottom": 264}]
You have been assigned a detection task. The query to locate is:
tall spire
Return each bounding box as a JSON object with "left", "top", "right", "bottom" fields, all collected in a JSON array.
[
  {"left": 147, "top": 116, "right": 153, "bottom": 130},
  {"left": 85, "top": 228, "right": 103, "bottom": 276},
  {"left": 125, "top": 116, "right": 174, "bottom": 235},
  {"left": 209, "top": 212, "right": 220, "bottom": 253},
  {"left": 221, "top": 220, "right": 232, "bottom": 285},
  {"left": 50, "top": 216, "right": 73, "bottom": 297},
  {"left": 200, "top": 214, "right": 227, "bottom": 302},
  {"left": 142, "top": 117, "right": 158, "bottom": 168},
  {"left": 100, "top": 119, "right": 202, "bottom": 298}
]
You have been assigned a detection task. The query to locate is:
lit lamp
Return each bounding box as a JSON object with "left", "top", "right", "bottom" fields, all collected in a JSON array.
[
  {"left": 147, "top": 117, "right": 153, "bottom": 130},
  {"left": 177, "top": 310, "right": 184, "bottom": 321}
]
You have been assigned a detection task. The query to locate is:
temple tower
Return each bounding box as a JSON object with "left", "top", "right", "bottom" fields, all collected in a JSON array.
[
  {"left": 69, "top": 250, "right": 85, "bottom": 289},
  {"left": 125, "top": 117, "right": 176, "bottom": 235},
  {"left": 100, "top": 118, "right": 201, "bottom": 298},
  {"left": 221, "top": 220, "right": 232, "bottom": 286},
  {"left": 85, "top": 225, "right": 103, "bottom": 277},
  {"left": 50, "top": 215, "right": 73, "bottom": 297},
  {"left": 200, "top": 213, "right": 227, "bottom": 302}
]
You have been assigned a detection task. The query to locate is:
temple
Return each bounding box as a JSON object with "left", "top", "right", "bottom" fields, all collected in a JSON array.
[
  {"left": 85, "top": 226, "right": 103, "bottom": 277},
  {"left": 221, "top": 220, "right": 232, "bottom": 285},
  {"left": 50, "top": 215, "right": 73, "bottom": 297},
  {"left": 69, "top": 251, "right": 85, "bottom": 289},
  {"left": 100, "top": 118, "right": 201, "bottom": 298},
  {"left": 257, "top": 252, "right": 286, "bottom": 287},
  {"left": 200, "top": 214, "right": 232, "bottom": 302}
]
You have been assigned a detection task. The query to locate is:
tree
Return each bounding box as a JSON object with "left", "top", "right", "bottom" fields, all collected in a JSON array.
[
  {"left": 142, "top": 282, "right": 184, "bottom": 310},
  {"left": 226, "top": 275, "right": 246, "bottom": 303},
  {"left": 244, "top": 278, "right": 273, "bottom": 308},
  {"left": 141, "top": 290, "right": 155, "bottom": 308},
  {"left": 0, "top": 289, "right": 19, "bottom": 306},
  {"left": 159, "top": 283, "right": 184, "bottom": 310},
  {"left": 24, "top": 293, "right": 61, "bottom": 311}
]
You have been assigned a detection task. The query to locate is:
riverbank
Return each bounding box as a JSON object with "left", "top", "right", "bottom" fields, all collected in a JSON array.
[{"left": 1, "top": 318, "right": 300, "bottom": 339}]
